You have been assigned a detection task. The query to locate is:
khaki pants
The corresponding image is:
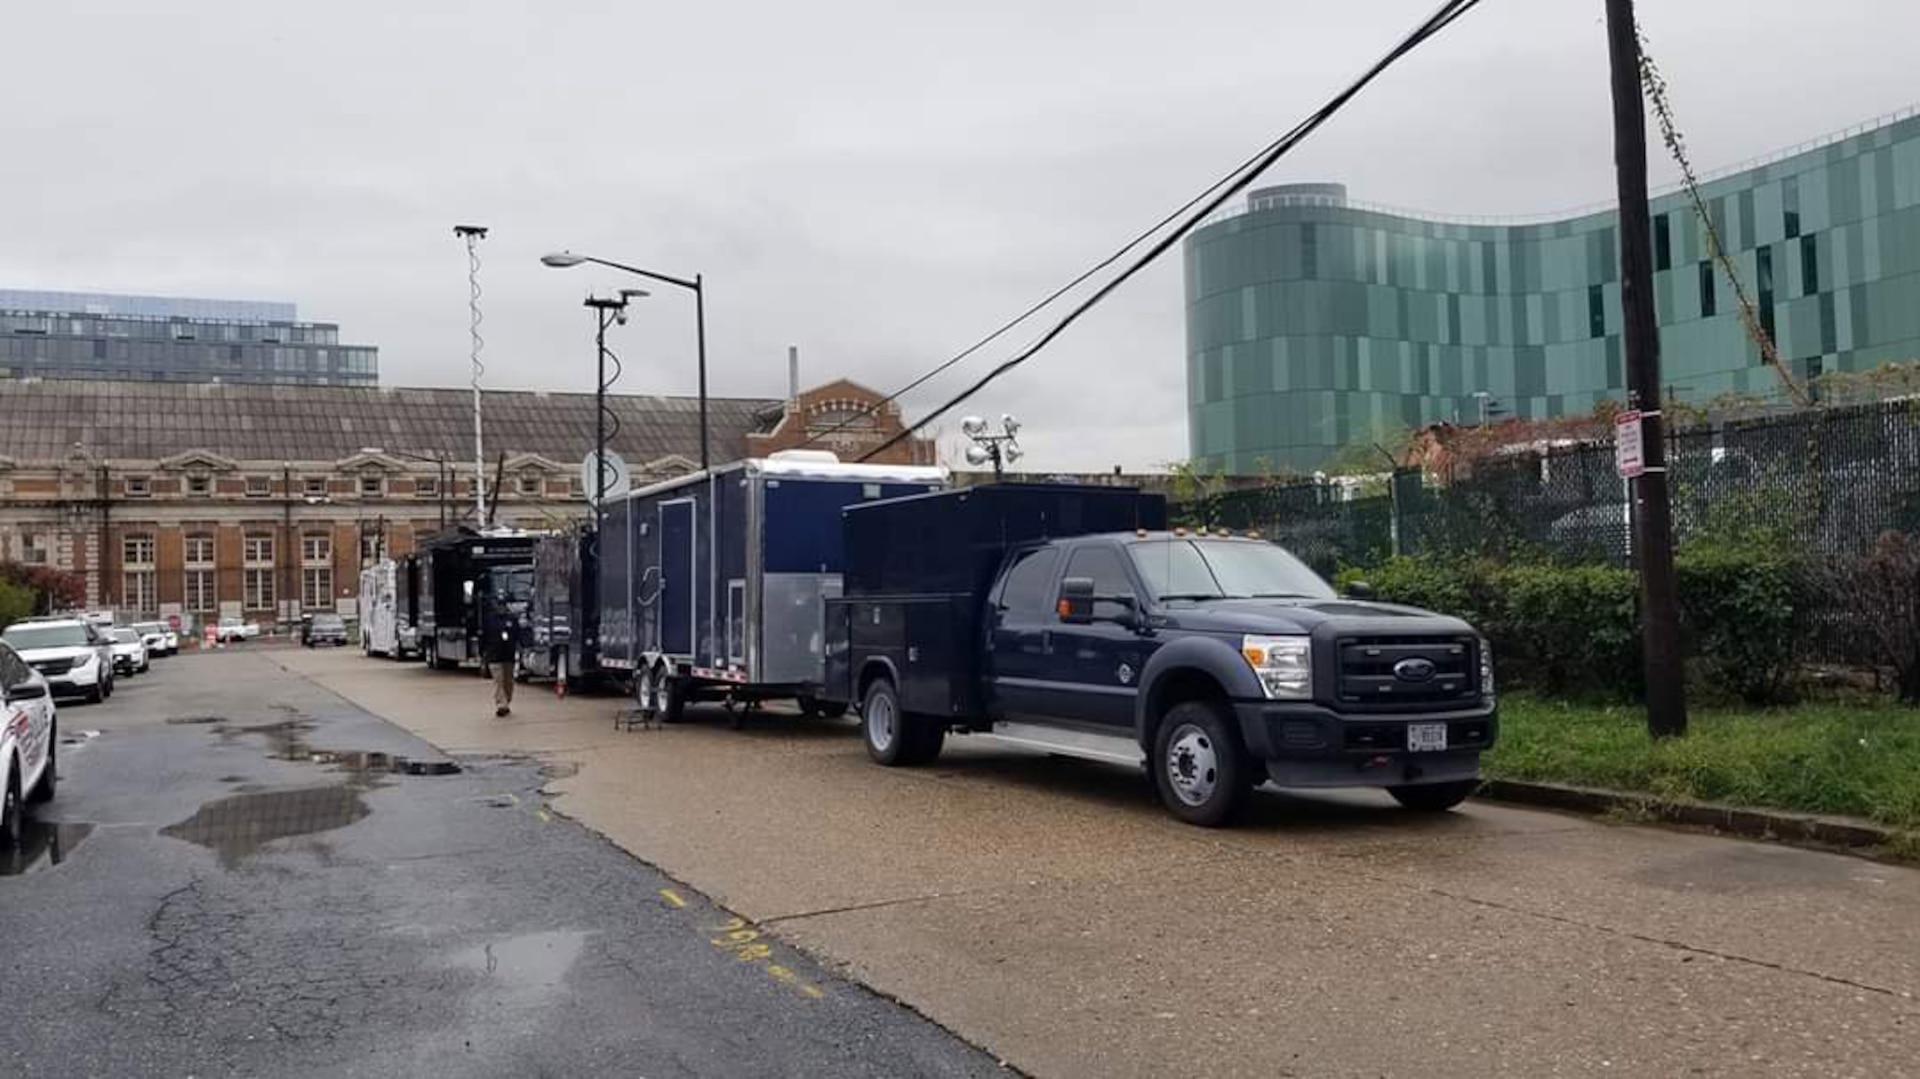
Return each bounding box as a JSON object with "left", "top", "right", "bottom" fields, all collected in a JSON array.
[{"left": 492, "top": 660, "right": 514, "bottom": 711}]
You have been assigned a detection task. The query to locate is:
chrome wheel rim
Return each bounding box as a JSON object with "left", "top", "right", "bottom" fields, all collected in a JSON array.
[
  {"left": 1165, "top": 723, "right": 1219, "bottom": 807},
  {"left": 866, "top": 692, "right": 896, "bottom": 753}
]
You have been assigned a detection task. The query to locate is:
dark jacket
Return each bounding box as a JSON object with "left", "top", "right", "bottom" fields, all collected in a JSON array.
[{"left": 480, "top": 601, "right": 519, "bottom": 663}]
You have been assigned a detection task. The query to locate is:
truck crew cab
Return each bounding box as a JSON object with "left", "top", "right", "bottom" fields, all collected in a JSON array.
[{"left": 822, "top": 485, "right": 1496, "bottom": 826}]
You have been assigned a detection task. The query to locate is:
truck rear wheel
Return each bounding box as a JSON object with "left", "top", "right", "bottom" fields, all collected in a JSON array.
[
  {"left": 1388, "top": 779, "right": 1478, "bottom": 812},
  {"left": 1152, "top": 701, "right": 1251, "bottom": 827},
  {"left": 659, "top": 672, "right": 689, "bottom": 724},
  {"left": 861, "top": 680, "right": 911, "bottom": 765}
]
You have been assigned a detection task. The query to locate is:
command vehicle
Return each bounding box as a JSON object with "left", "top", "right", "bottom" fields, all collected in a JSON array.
[
  {"left": 1, "top": 617, "right": 114, "bottom": 704},
  {"left": 821, "top": 484, "right": 1496, "bottom": 826}
]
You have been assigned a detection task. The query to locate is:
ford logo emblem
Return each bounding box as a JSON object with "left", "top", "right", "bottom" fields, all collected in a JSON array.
[{"left": 1393, "top": 657, "right": 1437, "bottom": 683}]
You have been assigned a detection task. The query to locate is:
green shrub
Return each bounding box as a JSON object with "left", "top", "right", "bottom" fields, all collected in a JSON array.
[
  {"left": 1497, "top": 563, "right": 1640, "bottom": 696},
  {"left": 1676, "top": 543, "right": 1806, "bottom": 705},
  {"left": 0, "top": 578, "right": 33, "bottom": 632}
]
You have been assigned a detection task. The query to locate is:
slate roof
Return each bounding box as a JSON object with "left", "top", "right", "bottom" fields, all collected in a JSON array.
[{"left": 0, "top": 380, "right": 784, "bottom": 465}]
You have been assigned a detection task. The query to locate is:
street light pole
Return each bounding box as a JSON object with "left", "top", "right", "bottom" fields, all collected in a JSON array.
[
  {"left": 541, "top": 251, "right": 709, "bottom": 473},
  {"left": 581, "top": 293, "right": 641, "bottom": 508}
]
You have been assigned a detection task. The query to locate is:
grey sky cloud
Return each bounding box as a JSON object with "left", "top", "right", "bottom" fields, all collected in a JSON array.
[{"left": 4, "top": 0, "right": 1915, "bottom": 470}]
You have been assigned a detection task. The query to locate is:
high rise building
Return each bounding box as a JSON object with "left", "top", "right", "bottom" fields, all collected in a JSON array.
[
  {"left": 0, "top": 289, "right": 377, "bottom": 386},
  {"left": 1184, "top": 108, "right": 1920, "bottom": 472}
]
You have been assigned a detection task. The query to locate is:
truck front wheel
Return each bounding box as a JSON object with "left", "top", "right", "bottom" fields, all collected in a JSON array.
[
  {"left": 1152, "top": 701, "right": 1252, "bottom": 827},
  {"left": 861, "top": 679, "right": 906, "bottom": 764},
  {"left": 1388, "top": 779, "right": 1478, "bottom": 812}
]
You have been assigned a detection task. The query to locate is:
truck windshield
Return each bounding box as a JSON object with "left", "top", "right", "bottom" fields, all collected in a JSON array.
[{"left": 1127, "top": 539, "right": 1334, "bottom": 602}]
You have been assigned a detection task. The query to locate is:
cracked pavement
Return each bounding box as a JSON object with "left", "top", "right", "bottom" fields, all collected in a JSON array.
[{"left": 0, "top": 650, "right": 1003, "bottom": 1078}]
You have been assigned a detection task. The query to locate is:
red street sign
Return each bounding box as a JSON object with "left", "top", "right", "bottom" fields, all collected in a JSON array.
[{"left": 1614, "top": 409, "right": 1646, "bottom": 479}]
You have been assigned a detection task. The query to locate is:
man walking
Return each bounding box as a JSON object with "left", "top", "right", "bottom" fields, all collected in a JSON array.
[{"left": 482, "top": 591, "right": 519, "bottom": 717}]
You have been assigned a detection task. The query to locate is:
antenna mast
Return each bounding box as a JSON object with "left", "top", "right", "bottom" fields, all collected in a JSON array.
[{"left": 455, "top": 224, "right": 490, "bottom": 526}]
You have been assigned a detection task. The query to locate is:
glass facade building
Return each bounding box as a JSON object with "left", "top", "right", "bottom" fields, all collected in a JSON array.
[
  {"left": 0, "top": 290, "right": 377, "bottom": 386},
  {"left": 1184, "top": 109, "right": 1920, "bottom": 472}
]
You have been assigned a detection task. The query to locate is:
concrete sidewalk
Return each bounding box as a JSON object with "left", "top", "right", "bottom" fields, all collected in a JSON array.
[{"left": 281, "top": 648, "right": 1920, "bottom": 1079}]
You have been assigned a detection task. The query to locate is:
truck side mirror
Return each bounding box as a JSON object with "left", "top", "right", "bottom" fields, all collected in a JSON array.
[
  {"left": 1057, "top": 577, "right": 1095, "bottom": 624},
  {"left": 1342, "top": 580, "right": 1376, "bottom": 600}
]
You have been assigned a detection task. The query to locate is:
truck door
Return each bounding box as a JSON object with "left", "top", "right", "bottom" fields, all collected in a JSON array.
[
  {"left": 986, "top": 546, "right": 1063, "bottom": 722},
  {"left": 659, "top": 499, "right": 696, "bottom": 657},
  {"left": 1050, "top": 544, "right": 1147, "bottom": 729}
]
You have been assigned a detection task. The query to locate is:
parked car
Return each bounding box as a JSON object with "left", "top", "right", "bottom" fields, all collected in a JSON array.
[
  {"left": 217, "top": 617, "right": 261, "bottom": 643},
  {"left": 1, "top": 617, "right": 114, "bottom": 703},
  {"left": 303, "top": 613, "right": 348, "bottom": 648},
  {"left": 109, "top": 627, "right": 150, "bottom": 675},
  {"left": 0, "top": 639, "right": 59, "bottom": 846},
  {"left": 133, "top": 621, "right": 174, "bottom": 658}
]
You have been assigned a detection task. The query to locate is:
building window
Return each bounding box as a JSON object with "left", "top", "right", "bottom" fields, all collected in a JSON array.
[
  {"left": 519, "top": 473, "right": 543, "bottom": 496},
  {"left": 1757, "top": 246, "right": 1776, "bottom": 342},
  {"left": 569, "top": 476, "right": 583, "bottom": 498},
  {"left": 186, "top": 570, "right": 215, "bottom": 613},
  {"left": 415, "top": 474, "right": 439, "bottom": 498},
  {"left": 125, "top": 475, "right": 151, "bottom": 498},
  {"left": 187, "top": 474, "right": 211, "bottom": 496},
  {"left": 185, "top": 531, "right": 216, "bottom": 614},
  {"left": 244, "top": 568, "right": 275, "bottom": 611},
  {"left": 124, "top": 571, "right": 157, "bottom": 614},
  {"left": 185, "top": 532, "right": 215, "bottom": 565},
  {"left": 21, "top": 533, "right": 49, "bottom": 565},
  {"left": 243, "top": 532, "right": 274, "bottom": 565},
  {"left": 245, "top": 475, "right": 271, "bottom": 498},
  {"left": 1801, "top": 234, "right": 1819, "bottom": 296},
  {"left": 360, "top": 474, "right": 385, "bottom": 498},
  {"left": 123, "top": 534, "right": 156, "bottom": 566},
  {"left": 302, "top": 567, "right": 333, "bottom": 610},
  {"left": 1587, "top": 284, "right": 1605, "bottom": 339},
  {"left": 1652, "top": 214, "right": 1670, "bottom": 272},
  {"left": 1698, "top": 261, "right": 1716, "bottom": 318},
  {"left": 305, "top": 477, "right": 328, "bottom": 498},
  {"left": 360, "top": 532, "right": 383, "bottom": 566},
  {"left": 301, "top": 533, "right": 332, "bottom": 564}
]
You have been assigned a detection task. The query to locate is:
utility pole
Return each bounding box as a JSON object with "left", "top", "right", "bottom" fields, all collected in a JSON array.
[{"left": 1605, "top": 0, "right": 1687, "bottom": 738}]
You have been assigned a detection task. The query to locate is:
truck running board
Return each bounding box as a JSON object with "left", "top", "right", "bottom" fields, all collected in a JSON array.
[{"left": 979, "top": 722, "right": 1146, "bottom": 768}]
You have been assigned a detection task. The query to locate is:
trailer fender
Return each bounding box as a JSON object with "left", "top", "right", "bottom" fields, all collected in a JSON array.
[{"left": 1133, "top": 637, "right": 1262, "bottom": 749}]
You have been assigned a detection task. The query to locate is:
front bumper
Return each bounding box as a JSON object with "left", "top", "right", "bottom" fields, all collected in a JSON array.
[
  {"left": 1231, "top": 699, "right": 1498, "bottom": 789},
  {"left": 46, "top": 662, "right": 106, "bottom": 692}
]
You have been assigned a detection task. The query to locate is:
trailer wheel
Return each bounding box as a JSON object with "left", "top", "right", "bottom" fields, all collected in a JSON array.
[
  {"left": 659, "top": 672, "right": 689, "bottom": 724},
  {"left": 633, "top": 665, "right": 659, "bottom": 720}
]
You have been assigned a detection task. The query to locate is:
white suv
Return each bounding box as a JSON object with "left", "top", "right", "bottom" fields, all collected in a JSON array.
[
  {"left": 0, "top": 639, "right": 58, "bottom": 846},
  {"left": 1, "top": 618, "right": 114, "bottom": 703}
]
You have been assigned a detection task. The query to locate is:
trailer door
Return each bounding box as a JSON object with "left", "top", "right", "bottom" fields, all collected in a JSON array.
[{"left": 660, "top": 499, "right": 696, "bottom": 656}]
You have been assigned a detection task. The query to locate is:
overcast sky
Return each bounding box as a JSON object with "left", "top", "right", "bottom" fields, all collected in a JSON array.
[{"left": 5, "top": 1, "right": 1916, "bottom": 471}]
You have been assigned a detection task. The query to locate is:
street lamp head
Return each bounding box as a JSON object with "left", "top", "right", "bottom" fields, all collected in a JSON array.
[
  {"left": 541, "top": 251, "right": 588, "bottom": 268},
  {"left": 618, "top": 288, "right": 650, "bottom": 302}
]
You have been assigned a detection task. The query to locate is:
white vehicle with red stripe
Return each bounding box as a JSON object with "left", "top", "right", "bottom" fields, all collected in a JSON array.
[{"left": 0, "top": 639, "right": 58, "bottom": 847}]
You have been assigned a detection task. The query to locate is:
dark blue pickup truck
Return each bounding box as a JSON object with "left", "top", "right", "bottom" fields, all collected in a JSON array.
[{"left": 821, "top": 484, "right": 1496, "bottom": 826}]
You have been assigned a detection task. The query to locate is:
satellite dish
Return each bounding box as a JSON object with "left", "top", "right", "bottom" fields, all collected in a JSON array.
[{"left": 581, "top": 450, "right": 631, "bottom": 505}]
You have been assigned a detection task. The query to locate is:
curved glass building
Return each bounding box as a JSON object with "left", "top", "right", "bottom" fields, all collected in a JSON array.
[{"left": 1184, "top": 110, "right": 1920, "bottom": 472}]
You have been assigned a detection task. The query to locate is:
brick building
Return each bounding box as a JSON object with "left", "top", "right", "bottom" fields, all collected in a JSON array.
[{"left": 0, "top": 377, "right": 927, "bottom": 630}]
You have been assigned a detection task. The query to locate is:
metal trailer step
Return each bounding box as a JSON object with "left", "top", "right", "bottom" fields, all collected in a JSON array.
[{"left": 977, "top": 722, "right": 1146, "bottom": 768}]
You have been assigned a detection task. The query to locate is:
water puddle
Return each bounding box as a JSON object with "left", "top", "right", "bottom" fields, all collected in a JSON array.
[
  {"left": 449, "top": 930, "right": 589, "bottom": 1006},
  {"left": 213, "top": 718, "right": 461, "bottom": 777},
  {"left": 161, "top": 786, "right": 369, "bottom": 868},
  {"left": 0, "top": 821, "right": 95, "bottom": 877},
  {"left": 164, "top": 715, "right": 223, "bottom": 725}
]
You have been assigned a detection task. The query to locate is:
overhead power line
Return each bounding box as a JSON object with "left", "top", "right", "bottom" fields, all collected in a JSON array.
[{"left": 859, "top": 0, "right": 1486, "bottom": 462}]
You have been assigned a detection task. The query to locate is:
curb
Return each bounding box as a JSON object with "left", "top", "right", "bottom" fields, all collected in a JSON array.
[{"left": 1477, "top": 778, "right": 1915, "bottom": 859}]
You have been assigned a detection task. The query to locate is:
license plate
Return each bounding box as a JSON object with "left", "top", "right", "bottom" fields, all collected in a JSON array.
[{"left": 1407, "top": 723, "right": 1448, "bottom": 752}]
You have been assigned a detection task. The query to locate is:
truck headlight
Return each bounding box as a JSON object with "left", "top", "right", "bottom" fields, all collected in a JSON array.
[
  {"left": 1241, "top": 635, "right": 1311, "bottom": 700},
  {"left": 1479, "top": 638, "right": 1495, "bottom": 698}
]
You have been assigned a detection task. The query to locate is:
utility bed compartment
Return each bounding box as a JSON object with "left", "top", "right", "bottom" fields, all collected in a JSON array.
[{"left": 821, "top": 483, "right": 1166, "bottom": 716}]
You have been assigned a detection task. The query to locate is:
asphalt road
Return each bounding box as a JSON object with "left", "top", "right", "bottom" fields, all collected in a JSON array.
[
  {"left": 285, "top": 646, "right": 1920, "bottom": 1079},
  {"left": 0, "top": 649, "right": 1003, "bottom": 1078}
]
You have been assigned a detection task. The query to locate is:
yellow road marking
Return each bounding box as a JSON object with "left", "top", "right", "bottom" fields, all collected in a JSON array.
[
  {"left": 659, "top": 888, "right": 687, "bottom": 908},
  {"left": 800, "top": 985, "right": 825, "bottom": 999},
  {"left": 535, "top": 808, "right": 551, "bottom": 824}
]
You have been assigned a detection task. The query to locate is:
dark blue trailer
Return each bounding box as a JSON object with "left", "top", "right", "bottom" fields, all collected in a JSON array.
[{"left": 596, "top": 451, "right": 946, "bottom": 721}]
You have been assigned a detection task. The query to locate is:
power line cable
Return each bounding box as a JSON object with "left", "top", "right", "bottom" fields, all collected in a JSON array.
[
  {"left": 793, "top": 1, "right": 1471, "bottom": 454},
  {"left": 860, "top": 0, "right": 1486, "bottom": 461}
]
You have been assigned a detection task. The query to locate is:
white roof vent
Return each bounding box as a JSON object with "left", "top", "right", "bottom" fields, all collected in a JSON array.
[{"left": 767, "top": 449, "right": 841, "bottom": 464}]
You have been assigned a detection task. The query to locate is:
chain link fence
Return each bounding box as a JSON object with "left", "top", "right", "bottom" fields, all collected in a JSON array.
[{"left": 1172, "top": 398, "right": 1920, "bottom": 665}]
